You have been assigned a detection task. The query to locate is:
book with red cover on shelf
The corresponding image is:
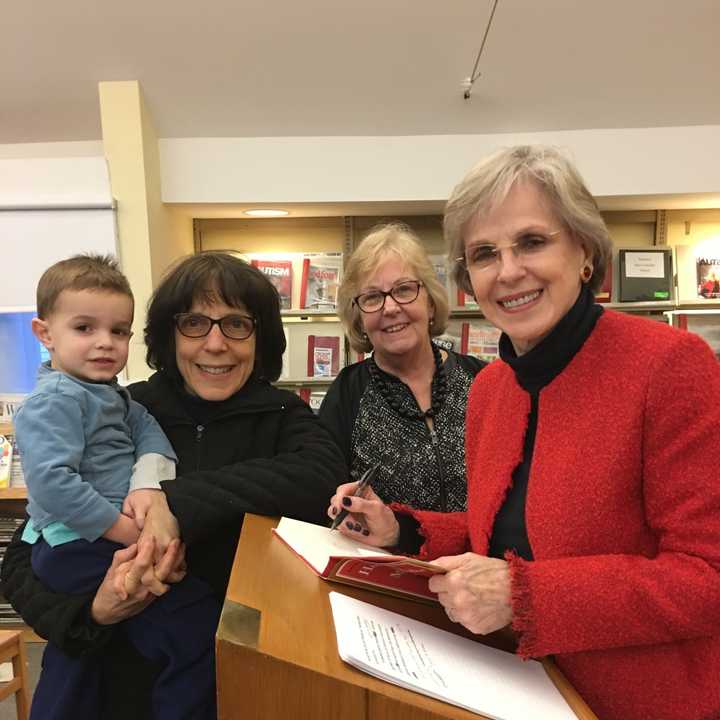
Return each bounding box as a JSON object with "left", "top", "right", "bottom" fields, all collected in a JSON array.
[
  {"left": 461, "top": 321, "right": 501, "bottom": 362},
  {"left": 456, "top": 287, "right": 478, "bottom": 308},
  {"left": 696, "top": 257, "right": 720, "bottom": 299},
  {"left": 251, "top": 258, "right": 293, "bottom": 309},
  {"left": 273, "top": 516, "right": 444, "bottom": 603},
  {"left": 299, "top": 253, "right": 343, "bottom": 310},
  {"left": 307, "top": 335, "right": 340, "bottom": 377}
]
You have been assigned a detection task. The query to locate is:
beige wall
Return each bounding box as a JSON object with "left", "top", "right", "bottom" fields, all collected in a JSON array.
[{"left": 197, "top": 217, "right": 344, "bottom": 254}]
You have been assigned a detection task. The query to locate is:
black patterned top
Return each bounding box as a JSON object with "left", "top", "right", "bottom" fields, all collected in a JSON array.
[{"left": 319, "top": 348, "right": 485, "bottom": 512}]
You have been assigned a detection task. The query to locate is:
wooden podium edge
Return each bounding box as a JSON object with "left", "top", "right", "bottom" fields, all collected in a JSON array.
[{"left": 541, "top": 658, "right": 597, "bottom": 720}]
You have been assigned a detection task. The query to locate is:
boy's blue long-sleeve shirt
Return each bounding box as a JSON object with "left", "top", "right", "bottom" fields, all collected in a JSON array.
[{"left": 15, "top": 364, "right": 177, "bottom": 543}]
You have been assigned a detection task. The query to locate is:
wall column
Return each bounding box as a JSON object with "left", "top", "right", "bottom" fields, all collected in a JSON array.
[{"left": 98, "top": 80, "right": 181, "bottom": 380}]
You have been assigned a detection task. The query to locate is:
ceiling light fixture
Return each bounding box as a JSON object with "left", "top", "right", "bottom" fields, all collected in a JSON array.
[
  {"left": 462, "top": 0, "right": 500, "bottom": 100},
  {"left": 244, "top": 209, "right": 290, "bottom": 217}
]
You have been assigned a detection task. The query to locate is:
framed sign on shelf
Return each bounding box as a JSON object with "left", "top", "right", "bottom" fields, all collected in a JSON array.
[{"left": 617, "top": 248, "right": 673, "bottom": 303}]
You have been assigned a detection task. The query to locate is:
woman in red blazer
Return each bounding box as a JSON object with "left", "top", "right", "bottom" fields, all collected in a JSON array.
[{"left": 330, "top": 145, "right": 720, "bottom": 720}]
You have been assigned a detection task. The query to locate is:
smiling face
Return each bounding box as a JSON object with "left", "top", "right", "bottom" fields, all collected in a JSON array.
[
  {"left": 32, "top": 289, "right": 133, "bottom": 383},
  {"left": 175, "top": 296, "right": 256, "bottom": 401},
  {"left": 464, "top": 181, "right": 588, "bottom": 355},
  {"left": 358, "top": 254, "right": 434, "bottom": 363}
]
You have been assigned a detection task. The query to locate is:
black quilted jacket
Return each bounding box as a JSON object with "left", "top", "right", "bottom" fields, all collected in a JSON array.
[{"left": 0, "top": 371, "right": 344, "bottom": 717}]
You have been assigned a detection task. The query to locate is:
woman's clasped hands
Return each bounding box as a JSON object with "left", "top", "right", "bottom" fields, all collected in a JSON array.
[
  {"left": 91, "top": 489, "right": 186, "bottom": 626},
  {"left": 91, "top": 537, "right": 187, "bottom": 625},
  {"left": 428, "top": 553, "right": 513, "bottom": 635}
]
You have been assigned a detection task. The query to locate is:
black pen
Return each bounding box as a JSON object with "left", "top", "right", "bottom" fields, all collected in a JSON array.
[{"left": 330, "top": 462, "right": 382, "bottom": 531}]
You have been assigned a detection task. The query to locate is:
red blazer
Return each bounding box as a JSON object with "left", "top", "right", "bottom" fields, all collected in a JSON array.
[{"left": 406, "top": 311, "right": 720, "bottom": 720}]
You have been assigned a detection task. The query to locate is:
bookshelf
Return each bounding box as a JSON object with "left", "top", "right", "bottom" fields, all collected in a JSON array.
[
  {"left": 0, "top": 421, "right": 27, "bottom": 629},
  {"left": 195, "top": 219, "right": 347, "bottom": 405},
  {"left": 190, "top": 210, "right": 720, "bottom": 375},
  {"left": 0, "top": 421, "right": 26, "bottom": 508}
]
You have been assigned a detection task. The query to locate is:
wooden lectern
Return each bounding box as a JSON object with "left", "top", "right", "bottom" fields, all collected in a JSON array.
[{"left": 216, "top": 514, "right": 598, "bottom": 720}]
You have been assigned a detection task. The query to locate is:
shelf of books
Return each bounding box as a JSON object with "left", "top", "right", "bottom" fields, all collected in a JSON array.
[
  {"left": 242, "top": 251, "right": 346, "bottom": 411},
  {"left": 0, "top": 422, "right": 25, "bottom": 502},
  {"left": 0, "top": 422, "right": 27, "bottom": 627}
]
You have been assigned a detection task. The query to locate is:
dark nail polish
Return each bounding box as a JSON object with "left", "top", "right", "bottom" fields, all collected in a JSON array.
[
  {"left": 342, "top": 497, "right": 352, "bottom": 507},
  {"left": 331, "top": 507, "right": 337, "bottom": 515},
  {"left": 354, "top": 523, "right": 362, "bottom": 532},
  {"left": 346, "top": 521, "right": 354, "bottom": 530},
  {"left": 362, "top": 529, "right": 370, "bottom": 536}
]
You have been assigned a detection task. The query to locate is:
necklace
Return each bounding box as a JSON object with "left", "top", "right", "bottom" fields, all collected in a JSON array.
[{"left": 367, "top": 342, "right": 448, "bottom": 421}]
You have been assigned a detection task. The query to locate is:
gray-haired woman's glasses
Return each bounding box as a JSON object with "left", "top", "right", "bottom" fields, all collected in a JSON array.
[
  {"left": 174, "top": 313, "right": 256, "bottom": 340},
  {"left": 457, "top": 230, "right": 561, "bottom": 273},
  {"left": 353, "top": 280, "right": 423, "bottom": 313}
]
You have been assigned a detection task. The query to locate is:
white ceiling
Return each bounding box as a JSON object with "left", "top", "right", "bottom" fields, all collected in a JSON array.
[{"left": 3, "top": 0, "right": 719, "bottom": 144}]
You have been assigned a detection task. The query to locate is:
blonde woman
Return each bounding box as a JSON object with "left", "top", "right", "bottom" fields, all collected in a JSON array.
[{"left": 321, "top": 223, "right": 484, "bottom": 542}]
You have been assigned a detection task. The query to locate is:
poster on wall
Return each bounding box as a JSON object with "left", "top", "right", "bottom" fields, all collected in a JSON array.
[{"left": 696, "top": 257, "right": 720, "bottom": 299}]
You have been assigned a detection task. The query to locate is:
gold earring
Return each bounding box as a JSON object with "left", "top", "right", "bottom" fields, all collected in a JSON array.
[{"left": 581, "top": 265, "right": 593, "bottom": 282}]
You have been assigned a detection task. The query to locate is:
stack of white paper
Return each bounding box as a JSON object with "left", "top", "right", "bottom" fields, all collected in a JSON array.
[{"left": 329, "top": 592, "right": 577, "bottom": 720}]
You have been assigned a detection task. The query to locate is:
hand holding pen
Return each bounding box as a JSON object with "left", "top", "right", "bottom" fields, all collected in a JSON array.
[
  {"left": 330, "top": 462, "right": 381, "bottom": 531},
  {"left": 327, "top": 462, "right": 400, "bottom": 547}
]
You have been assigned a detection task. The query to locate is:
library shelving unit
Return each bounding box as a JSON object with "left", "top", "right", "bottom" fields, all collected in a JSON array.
[
  {"left": 190, "top": 208, "right": 720, "bottom": 376},
  {"left": 0, "top": 422, "right": 25, "bottom": 516},
  {"left": 0, "top": 421, "right": 28, "bottom": 630}
]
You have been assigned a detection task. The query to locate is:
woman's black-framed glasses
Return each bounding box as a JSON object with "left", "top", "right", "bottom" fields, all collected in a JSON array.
[
  {"left": 353, "top": 280, "right": 423, "bottom": 313},
  {"left": 174, "top": 313, "right": 256, "bottom": 340}
]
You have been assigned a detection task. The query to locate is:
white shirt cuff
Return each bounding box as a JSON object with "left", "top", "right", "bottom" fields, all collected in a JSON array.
[{"left": 129, "top": 452, "right": 177, "bottom": 492}]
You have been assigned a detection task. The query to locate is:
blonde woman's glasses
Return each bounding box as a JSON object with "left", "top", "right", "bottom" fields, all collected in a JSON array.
[
  {"left": 457, "top": 231, "right": 561, "bottom": 273},
  {"left": 353, "top": 280, "right": 423, "bottom": 313}
]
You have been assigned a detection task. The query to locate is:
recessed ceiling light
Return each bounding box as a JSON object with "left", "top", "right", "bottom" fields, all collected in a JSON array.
[{"left": 243, "top": 209, "right": 289, "bottom": 217}]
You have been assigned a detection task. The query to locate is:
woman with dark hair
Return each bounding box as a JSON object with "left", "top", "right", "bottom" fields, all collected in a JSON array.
[{"left": 1, "top": 251, "right": 344, "bottom": 718}]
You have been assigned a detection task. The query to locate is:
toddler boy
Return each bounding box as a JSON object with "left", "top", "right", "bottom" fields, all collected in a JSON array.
[{"left": 15, "top": 254, "right": 217, "bottom": 720}]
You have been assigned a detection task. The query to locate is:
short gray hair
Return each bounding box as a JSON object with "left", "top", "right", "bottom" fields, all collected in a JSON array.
[
  {"left": 445, "top": 145, "right": 612, "bottom": 295},
  {"left": 338, "top": 223, "right": 449, "bottom": 353}
]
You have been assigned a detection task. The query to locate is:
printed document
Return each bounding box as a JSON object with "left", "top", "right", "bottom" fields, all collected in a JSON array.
[{"left": 329, "top": 592, "right": 576, "bottom": 720}]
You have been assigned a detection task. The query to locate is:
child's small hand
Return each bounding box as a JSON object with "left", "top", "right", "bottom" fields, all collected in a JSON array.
[
  {"left": 104, "top": 513, "right": 141, "bottom": 547},
  {"left": 138, "top": 495, "right": 181, "bottom": 563},
  {"left": 123, "top": 489, "right": 164, "bottom": 530}
]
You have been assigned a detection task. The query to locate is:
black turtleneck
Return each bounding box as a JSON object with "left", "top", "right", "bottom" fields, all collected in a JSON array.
[{"left": 488, "top": 285, "right": 603, "bottom": 561}]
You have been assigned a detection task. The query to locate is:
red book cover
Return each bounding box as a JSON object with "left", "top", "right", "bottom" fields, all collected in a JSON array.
[
  {"left": 464, "top": 321, "right": 501, "bottom": 362},
  {"left": 272, "top": 517, "right": 444, "bottom": 605},
  {"left": 696, "top": 257, "right": 720, "bottom": 299},
  {"left": 300, "top": 254, "right": 342, "bottom": 309},
  {"left": 297, "top": 387, "right": 311, "bottom": 404},
  {"left": 307, "top": 335, "right": 340, "bottom": 377},
  {"left": 460, "top": 322, "right": 469, "bottom": 354},
  {"left": 299, "top": 258, "right": 310, "bottom": 308},
  {"left": 251, "top": 258, "right": 293, "bottom": 309},
  {"left": 456, "top": 288, "right": 477, "bottom": 308}
]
